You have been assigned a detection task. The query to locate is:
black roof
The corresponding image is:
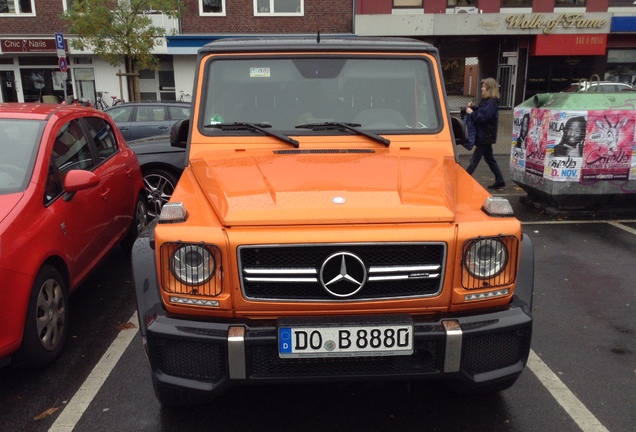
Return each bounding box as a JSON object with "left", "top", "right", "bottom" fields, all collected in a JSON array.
[{"left": 198, "top": 36, "right": 437, "bottom": 56}]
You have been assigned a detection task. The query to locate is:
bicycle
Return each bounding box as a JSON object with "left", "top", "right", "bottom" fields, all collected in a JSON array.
[
  {"left": 179, "top": 90, "right": 191, "bottom": 102},
  {"left": 95, "top": 91, "right": 123, "bottom": 110}
]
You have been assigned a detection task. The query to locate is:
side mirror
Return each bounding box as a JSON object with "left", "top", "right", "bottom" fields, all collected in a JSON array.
[
  {"left": 63, "top": 169, "right": 100, "bottom": 192},
  {"left": 451, "top": 116, "right": 468, "bottom": 146},
  {"left": 170, "top": 119, "right": 189, "bottom": 149},
  {"left": 62, "top": 169, "right": 100, "bottom": 201}
]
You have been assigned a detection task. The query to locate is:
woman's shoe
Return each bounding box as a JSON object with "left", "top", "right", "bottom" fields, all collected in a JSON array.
[{"left": 487, "top": 182, "right": 506, "bottom": 190}]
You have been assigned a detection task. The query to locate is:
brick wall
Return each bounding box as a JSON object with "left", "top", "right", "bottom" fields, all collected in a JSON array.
[
  {"left": 181, "top": 0, "right": 353, "bottom": 34},
  {"left": 0, "top": 0, "right": 353, "bottom": 37},
  {"left": 0, "top": 1, "right": 69, "bottom": 35}
]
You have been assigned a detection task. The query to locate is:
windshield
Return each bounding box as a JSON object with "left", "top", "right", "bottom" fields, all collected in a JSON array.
[
  {"left": 0, "top": 119, "right": 42, "bottom": 194},
  {"left": 201, "top": 56, "right": 441, "bottom": 133}
]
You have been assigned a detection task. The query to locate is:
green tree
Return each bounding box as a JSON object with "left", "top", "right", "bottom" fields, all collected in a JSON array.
[{"left": 64, "top": 0, "right": 184, "bottom": 101}]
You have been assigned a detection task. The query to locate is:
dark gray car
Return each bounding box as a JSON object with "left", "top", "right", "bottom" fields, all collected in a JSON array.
[
  {"left": 126, "top": 134, "right": 185, "bottom": 219},
  {"left": 105, "top": 101, "right": 191, "bottom": 141}
]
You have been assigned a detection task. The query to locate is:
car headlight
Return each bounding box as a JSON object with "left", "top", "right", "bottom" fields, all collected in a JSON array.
[
  {"left": 463, "top": 238, "right": 508, "bottom": 279},
  {"left": 170, "top": 244, "right": 215, "bottom": 285}
]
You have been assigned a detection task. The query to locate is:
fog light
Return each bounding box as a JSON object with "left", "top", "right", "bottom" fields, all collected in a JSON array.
[
  {"left": 169, "top": 296, "right": 220, "bottom": 307},
  {"left": 465, "top": 288, "right": 510, "bottom": 301}
]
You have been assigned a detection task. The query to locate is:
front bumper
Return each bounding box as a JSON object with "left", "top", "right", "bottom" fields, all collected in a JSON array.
[{"left": 132, "top": 234, "right": 533, "bottom": 400}]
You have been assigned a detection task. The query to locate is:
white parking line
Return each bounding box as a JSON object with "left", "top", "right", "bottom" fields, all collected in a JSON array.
[
  {"left": 48, "top": 312, "right": 139, "bottom": 432},
  {"left": 608, "top": 221, "right": 636, "bottom": 235},
  {"left": 47, "top": 316, "right": 612, "bottom": 432},
  {"left": 527, "top": 350, "right": 609, "bottom": 432}
]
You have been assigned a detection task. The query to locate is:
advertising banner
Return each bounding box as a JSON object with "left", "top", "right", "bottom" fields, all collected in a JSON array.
[
  {"left": 545, "top": 111, "right": 587, "bottom": 181},
  {"left": 511, "top": 108, "right": 530, "bottom": 173},
  {"left": 511, "top": 107, "right": 636, "bottom": 183},
  {"left": 581, "top": 111, "right": 635, "bottom": 181},
  {"left": 524, "top": 108, "right": 549, "bottom": 177}
]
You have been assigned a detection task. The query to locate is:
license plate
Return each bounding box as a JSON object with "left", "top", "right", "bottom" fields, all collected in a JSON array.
[{"left": 278, "top": 324, "right": 413, "bottom": 358}]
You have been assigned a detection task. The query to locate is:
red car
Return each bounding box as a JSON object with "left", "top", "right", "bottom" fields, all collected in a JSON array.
[{"left": 0, "top": 103, "right": 146, "bottom": 368}]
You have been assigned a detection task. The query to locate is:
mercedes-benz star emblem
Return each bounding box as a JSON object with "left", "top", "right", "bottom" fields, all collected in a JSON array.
[{"left": 319, "top": 252, "right": 367, "bottom": 298}]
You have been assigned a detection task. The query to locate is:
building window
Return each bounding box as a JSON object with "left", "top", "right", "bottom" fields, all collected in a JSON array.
[
  {"left": 0, "top": 0, "right": 34, "bottom": 14},
  {"left": 394, "top": 0, "right": 423, "bottom": 6},
  {"left": 201, "top": 0, "right": 225, "bottom": 15},
  {"left": 448, "top": 0, "right": 477, "bottom": 6},
  {"left": 254, "top": 0, "right": 303, "bottom": 15},
  {"left": 555, "top": 0, "right": 585, "bottom": 5},
  {"left": 609, "top": 0, "right": 636, "bottom": 5},
  {"left": 501, "top": 0, "right": 532, "bottom": 7}
]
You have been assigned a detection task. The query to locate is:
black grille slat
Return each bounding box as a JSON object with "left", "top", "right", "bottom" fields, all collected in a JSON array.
[
  {"left": 249, "top": 341, "right": 439, "bottom": 378},
  {"left": 239, "top": 243, "right": 445, "bottom": 301}
]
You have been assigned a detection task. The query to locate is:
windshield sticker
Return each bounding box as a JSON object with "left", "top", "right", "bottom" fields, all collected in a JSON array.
[
  {"left": 209, "top": 114, "right": 224, "bottom": 124},
  {"left": 250, "top": 67, "right": 271, "bottom": 78}
]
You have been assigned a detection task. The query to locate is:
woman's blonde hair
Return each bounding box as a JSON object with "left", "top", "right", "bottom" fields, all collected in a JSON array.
[{"left": 482, "top": 78, "right": 500, "bottom": 99}]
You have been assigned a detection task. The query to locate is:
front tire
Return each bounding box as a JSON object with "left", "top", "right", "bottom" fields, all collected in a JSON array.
[
  {"left": 14, "top": 265, "right": 68, "bottom": 368},
  {"left": 121, "top": 193, "right": 148, "bottom": 251}
]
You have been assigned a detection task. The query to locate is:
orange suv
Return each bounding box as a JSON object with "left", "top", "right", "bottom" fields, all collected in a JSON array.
[{"left": 132, "top": 37, "right": 534, "bottom": 406}]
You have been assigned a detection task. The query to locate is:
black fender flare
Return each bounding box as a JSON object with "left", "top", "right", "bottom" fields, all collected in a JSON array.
[
  {"left": 515, "top": 233, "right": 534, "bottom": 312},
  {"left": 131, "top": 223, "right": 164, "bottom": 337}
]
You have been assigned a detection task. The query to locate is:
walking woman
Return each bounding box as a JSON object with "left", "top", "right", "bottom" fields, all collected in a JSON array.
[{"left": 465, "top": 77, "right": 506, "bottom": 190}]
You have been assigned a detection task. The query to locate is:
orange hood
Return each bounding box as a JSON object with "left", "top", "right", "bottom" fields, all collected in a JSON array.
[{"left": 189, "top": 150, "right": 456, "bottom": 226}]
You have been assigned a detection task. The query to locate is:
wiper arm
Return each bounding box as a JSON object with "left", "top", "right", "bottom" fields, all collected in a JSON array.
[
  {"left": 295, "top": 122, "right": 390, "bottom": 147},
  {"left": 204, "top": 122, "right": 299, "bottom": 148}
]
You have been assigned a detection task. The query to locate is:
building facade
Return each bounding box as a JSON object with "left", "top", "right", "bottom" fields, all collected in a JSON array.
[
  {"left": 356, "top": 0, "right": 636, "bottom": 109},
  {"left": 0, "top": 0, "right": 353, "bottom": 104},
  {"left": 0, "top": 0, "right": 635, "bottom": 110}
]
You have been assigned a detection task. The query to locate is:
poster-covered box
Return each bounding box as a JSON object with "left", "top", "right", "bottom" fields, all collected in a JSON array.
[{"left": 510, "top": 92, "right": 636, "bottom": 210}]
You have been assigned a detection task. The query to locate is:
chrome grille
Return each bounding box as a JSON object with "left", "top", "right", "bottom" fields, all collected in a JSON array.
[{"left": 239, "top": 243, "right": 446, "bottom": 301}]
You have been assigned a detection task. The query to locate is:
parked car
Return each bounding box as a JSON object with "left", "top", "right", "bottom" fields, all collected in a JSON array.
[
  {"left": 127, "top": 134, "right": 185, "bottom": 219},
  {"left": 0, "top": 103, "right": 146, "bottom": 368},
  {"left": 562, "top": 81, "right": 635, "bottom": 93},
  {"left": 104, "top": 101, "right": 191, "bottom": 141}
]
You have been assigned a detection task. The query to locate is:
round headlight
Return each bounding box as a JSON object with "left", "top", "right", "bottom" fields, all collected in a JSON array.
[
  {"left": 464, "top": 238, "right": 508, "bottom": 279},
  {"left": 170, "top": 244, "right": 215, "bottom": 285}
]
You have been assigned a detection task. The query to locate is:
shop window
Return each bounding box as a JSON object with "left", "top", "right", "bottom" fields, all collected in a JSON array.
[
  {"left": 73, "top": 57, "right": 93, "bottom": 65},
  {"left": 608, "top": 0, "right": 635, "bottom": 5},
  {"left": 201, "top": 0, "right": 225, "bottom": 15},
  {"left": 255, "top": 0, "right": 303, "bottom": 15},
  {"left": 0, "top": 0, "right": 34, "bottom": 14},
  {"left": 20, "top": 69, "right": 48, "bottom": 102},
  {"left": 394, "top": 0, "right": 423, "bottom": 6},
  {"left": 74, "top": 68, "right": 96, "bottom": 104}
]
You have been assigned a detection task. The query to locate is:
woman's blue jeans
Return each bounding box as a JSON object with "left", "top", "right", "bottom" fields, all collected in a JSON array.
[{"left": 466, "top": 144, "right": 505, "bottom": 184}]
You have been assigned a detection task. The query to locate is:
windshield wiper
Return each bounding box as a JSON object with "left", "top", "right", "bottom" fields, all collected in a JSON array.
[
  {"left": 295, "top": 122, "right": 390, "bottom": 147},
  {"left": 204, "top": 122, "right": 299, "bottom": 148}
]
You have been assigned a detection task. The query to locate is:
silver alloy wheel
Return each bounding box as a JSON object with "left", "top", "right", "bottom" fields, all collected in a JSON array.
[
  {"left": 35, "top": 278, "right": 65, "bottom": 351},
  {"left": 143, "top": 172, "right": 176, "bottom": 219}
]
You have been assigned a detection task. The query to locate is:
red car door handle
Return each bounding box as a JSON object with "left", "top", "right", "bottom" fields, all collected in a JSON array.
[
  {"left": 101, "top": 188, "right": 111, "bottom": 200},
  {"left": 126, "top": 167, "right": 133, "bottom": 178}
]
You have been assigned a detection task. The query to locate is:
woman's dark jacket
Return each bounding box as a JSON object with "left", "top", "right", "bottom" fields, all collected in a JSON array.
[{"left": 470, "top": 97, "right": 499, "bottom": 146}]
